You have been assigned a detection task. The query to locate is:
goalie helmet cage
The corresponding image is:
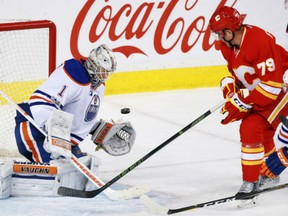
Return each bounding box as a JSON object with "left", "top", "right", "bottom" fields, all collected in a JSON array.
[{"left": 0, "top": 20, "right": 56, "bottom": 158}]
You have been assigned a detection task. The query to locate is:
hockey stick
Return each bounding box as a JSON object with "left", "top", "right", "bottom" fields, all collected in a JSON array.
[
  {"left": 58, "top": 98, "right": 227, "bottom": 198},
  {"left": 0, "top": 90, "right": 149, "bottom": 200},
  {"left": 140, "top": 182, "right": 288, "bottom": 214}
]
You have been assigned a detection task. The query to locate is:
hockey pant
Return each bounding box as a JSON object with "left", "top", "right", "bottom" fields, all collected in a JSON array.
[{"left": 240, "top": 113, "right": 276, "bottom": 182}]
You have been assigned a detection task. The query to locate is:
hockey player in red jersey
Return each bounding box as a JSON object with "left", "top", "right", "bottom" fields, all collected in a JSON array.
[{"left": 209, "top": 6, "right": 288, "bottom": 207}]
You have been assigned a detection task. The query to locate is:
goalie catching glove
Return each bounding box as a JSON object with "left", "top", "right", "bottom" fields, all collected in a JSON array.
[{"left": 91, "top": 119, "right": 136, "bottom": 156}]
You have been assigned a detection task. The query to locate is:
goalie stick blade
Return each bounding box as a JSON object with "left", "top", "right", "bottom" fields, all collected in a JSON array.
[
  {"left": 58, "top": 187, "right": 87, "bottom": 198},
  {"left": 58, "top": 184, "right": 150, "bottom": 199},
  {"left": 280, "top": 115, "right": 288, "bottom": 127},
  {"left": 141, "top": 182, "right": 288, "bottom": 215}
]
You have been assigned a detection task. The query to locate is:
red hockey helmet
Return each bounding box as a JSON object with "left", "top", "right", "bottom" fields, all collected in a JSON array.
[{"left": 209, "top": 6, "right": 244, "bottom": 33}]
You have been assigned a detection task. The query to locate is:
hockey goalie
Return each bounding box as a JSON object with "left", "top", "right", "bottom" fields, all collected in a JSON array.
[{"left": 0, "top": 44, "right": 136, "bottom": 199}]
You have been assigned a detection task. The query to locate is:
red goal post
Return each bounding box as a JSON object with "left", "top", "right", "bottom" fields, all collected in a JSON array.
[
  {"left": 0, "top": 20, "right": 56, "bottom": 75},
  {"left": 0, "top": 20, "right": 57, "bottom": 158}
]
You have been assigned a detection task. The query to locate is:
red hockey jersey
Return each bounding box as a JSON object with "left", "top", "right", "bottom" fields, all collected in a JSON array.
[{"left": 220, "top": 25, "right": 288, "bottom": 126}]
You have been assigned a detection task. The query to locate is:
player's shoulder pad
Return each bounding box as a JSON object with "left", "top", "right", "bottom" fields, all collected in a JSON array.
[{"left": 63, "top": 59, "right": 90, "bottom": 85}]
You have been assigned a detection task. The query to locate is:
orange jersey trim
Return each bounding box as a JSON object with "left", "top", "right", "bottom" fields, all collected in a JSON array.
[{"left": 22, "top": 122, "right": 41, "bottom": 163}]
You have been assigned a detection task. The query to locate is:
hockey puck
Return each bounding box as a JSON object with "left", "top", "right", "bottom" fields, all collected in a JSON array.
[{"left": 121, "top": 108, "right": 130, "bottom": 114}]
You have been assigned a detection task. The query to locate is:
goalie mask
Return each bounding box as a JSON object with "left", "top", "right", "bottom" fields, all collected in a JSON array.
[
  {"left": 91, "top": 119, "right": 136, "bottom": 156},
  {"left": 84, "top": 44, "right": 117, "bottom": 88}
]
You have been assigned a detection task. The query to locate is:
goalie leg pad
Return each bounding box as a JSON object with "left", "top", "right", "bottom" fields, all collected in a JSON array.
[
  {"left": 0, "top": 161, "right": 13, "bottom": 199},
  {"left": 11, "top": 156, "right": 92, "bottom": 197}
]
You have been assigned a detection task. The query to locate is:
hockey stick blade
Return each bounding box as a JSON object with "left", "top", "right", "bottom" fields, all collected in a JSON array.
[
  {"left": 58, "top": 184, "right": 150, "bottom": 199},
  {"left": 280, "top": 115, "right": 288, "bottom": 127},
  {"left": 58, "top": 99, "right": 227, "bottom": 198},
  {"left": 140, "top": 182, "right": 288, "bottom": 214}
]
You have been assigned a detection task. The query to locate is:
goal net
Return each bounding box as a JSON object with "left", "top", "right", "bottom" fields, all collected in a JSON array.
[{"left": 0, "top": 20, "right": 56, "bottom": 158}]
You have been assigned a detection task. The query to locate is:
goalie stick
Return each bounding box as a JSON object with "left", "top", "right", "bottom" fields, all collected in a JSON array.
[
  {"left": 0, "top": 90, "right": 149, "bottom": 200},
  {"left": 58, "top": 98, "right": 227, "bottom": 198},
  {"left": 140, "top": 182, "right": 288, "bottom": 214}
]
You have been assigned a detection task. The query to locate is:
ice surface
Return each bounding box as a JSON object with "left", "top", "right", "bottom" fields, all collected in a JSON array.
[{"left": 1, "top": 88, "right": 287, "bottom": 216}]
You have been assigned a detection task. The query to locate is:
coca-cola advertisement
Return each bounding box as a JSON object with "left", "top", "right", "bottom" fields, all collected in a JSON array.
[{"left": 0, "top": 0, "right": 286, "bottom": 71}]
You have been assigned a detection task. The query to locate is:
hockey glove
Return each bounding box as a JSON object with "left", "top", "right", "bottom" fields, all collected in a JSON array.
[
  {"left": 220, "top": 76, "right": 238, "bottom": 99},
  {"left": 260, "top": 146, "right": 288, "bottom": 177},
  {"left": 91, "top": 119, "right": 136, "bottom": 156},
  {"left": 221, "top": 92, "right": 252, "bottom": 125}
]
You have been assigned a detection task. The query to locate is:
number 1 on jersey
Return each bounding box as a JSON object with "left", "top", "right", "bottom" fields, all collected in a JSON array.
[{"left": 58, "top": 85, "right": 68, "bottom": 97}]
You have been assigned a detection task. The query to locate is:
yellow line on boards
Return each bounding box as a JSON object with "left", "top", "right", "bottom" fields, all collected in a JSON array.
[
  {"left": 105, "top": 65, "right": 229, "bottom": 95},
  {"left": 0, "top": 65, "right": 229, "bottom": 104}
]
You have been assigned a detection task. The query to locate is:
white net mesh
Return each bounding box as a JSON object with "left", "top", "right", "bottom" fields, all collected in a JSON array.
[{"left": 0, "top": 20, "right": 56, "bottom": 158}]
